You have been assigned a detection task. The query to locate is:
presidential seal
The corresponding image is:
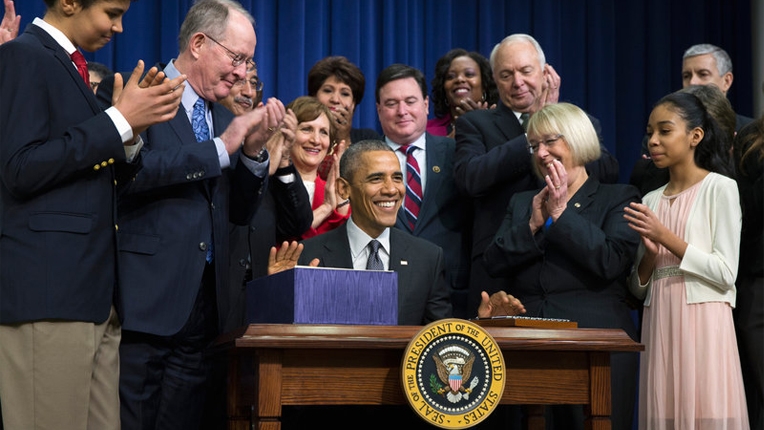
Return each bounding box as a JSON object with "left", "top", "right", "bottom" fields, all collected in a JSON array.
[{"left": 402, "top": 318, "right": 506, "bottom": 429}]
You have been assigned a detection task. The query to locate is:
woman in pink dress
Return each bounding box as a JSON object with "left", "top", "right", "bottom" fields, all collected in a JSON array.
[{"left": 624, "top": 91, "right": 749, "bottom": 429}]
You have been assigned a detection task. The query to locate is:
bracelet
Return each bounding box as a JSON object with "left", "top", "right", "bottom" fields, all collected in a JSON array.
[{"left": 337, "top": 199, "right": 350, "bottom": 208}]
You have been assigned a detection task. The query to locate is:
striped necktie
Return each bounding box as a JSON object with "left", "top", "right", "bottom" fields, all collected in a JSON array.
[{"left": 398, "top": 144, "right": 422, "bottom": 230}]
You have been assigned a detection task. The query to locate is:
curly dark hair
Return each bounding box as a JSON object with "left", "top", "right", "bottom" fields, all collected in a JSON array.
[
  {"left": 307, "top": 56, "right": 367, "bottom": 105},
  {"left": 430, "top": 49, "right": 498, "bottom": 118}
]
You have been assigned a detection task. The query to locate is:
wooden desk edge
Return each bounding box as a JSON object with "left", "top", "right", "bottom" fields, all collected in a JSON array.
[{"left": 215, "top": 323, "right": 644, "bottom": 352}]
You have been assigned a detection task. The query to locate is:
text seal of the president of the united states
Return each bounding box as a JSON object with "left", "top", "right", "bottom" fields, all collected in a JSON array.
[{"left": 402, "top": 318, "right": 505, "bottom": 429}]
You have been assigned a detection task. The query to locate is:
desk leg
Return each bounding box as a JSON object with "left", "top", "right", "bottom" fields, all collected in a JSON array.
[
  {"left": 585, "top": 352, "right": 611, "bottom": 430},
  {"left": 226, "top": 353, "right": 249, "bottom": 430},
  {"left": 524, "top": 405, "right": 546, "bottom": 430},
  {"left": 253, "top": 349, "right": 284, "bottom": 430}
]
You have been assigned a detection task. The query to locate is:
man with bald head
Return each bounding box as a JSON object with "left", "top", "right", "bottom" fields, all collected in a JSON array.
[{"left": 95, "top": 1, "right": 287, "bottom": 429}]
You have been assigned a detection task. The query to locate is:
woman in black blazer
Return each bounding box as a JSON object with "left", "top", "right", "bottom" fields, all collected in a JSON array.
[{"left": 483, "top": 102, "right": 641, "bottom": 430}]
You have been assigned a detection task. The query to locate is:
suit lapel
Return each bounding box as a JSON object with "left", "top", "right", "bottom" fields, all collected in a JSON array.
[
  {"left": 388, "top": 229, "right": 412, "bottom": 280},
  {"left": 567, "top": 178, "right": 597, "bottom": 214},
  {"left": 31, "top": 26, "right": 101, "bottom": 114},
  {"left": 415, "top": 133, "right": 446, "bottom": 230},
  {"left": 394, "top": 133, "right": 448, "bottom": 234},
  {"left": 493, "top": 103, "right": 525, "bottom": 142},
  {"left": 167, "top": 105, "right": 196, "bottom": 144},
  {"left": 320, "top": 225, "right": 355, "bottom": 268}
]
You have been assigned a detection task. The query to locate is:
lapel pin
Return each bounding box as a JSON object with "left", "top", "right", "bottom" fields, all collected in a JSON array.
[
  {"left": 400, "top": 260, "right": 409, "bottom": 266},
  {"left": 574, "top": 202, "right": 581, "bottom": 208},
  {"left": 432, "top": 166, "right": 440, "bottom": 173}
]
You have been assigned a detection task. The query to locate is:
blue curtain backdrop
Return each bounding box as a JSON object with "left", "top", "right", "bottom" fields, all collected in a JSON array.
[{"left": 15, "top": 0, "right": 753, "bottom": 183}]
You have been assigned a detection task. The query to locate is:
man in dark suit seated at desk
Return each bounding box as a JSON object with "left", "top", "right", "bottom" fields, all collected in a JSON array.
[
  {"left": 267, "top": 139, "right": 525, "bottom": 429},
  {"left": 269, "top": 139, "right": 526, "bottom": 325}
]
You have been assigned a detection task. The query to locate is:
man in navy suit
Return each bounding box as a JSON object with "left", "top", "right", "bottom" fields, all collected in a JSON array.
[
  {"left": 374, "top": 64, "right": 473, "bottom": 319},
  {"left": 0, "top": 0, "right": 185, "bottom": 429},
  {"left": 95, "top": 1, "right": 286, "bottom": 429}
]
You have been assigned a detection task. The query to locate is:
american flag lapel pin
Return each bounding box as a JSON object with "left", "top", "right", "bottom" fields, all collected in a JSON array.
[{"left": 400, "top": 260, "right": 409, "bottom": 266}]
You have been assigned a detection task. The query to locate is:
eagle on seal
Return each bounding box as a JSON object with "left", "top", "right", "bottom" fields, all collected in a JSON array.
[{"left": 433, "top": 345, "right": 478, "bottom": 403}]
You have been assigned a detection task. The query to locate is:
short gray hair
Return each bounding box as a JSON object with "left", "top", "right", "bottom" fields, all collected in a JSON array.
[
  {"left": 178, "top": 0, "right": 254, "bottom": 53},
  {"left": 683, "top": 43, "right": 732, "bottom": 76},
  {"left": 489, "top": 34, "right": 546, "bottom": 72}
]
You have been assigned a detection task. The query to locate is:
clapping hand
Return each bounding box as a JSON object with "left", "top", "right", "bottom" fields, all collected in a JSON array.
[
  {"left": 477, "top": 291, "right": 526, "bottom": 318},
  {"left": 0, "top": 0, "right": 20, "bottom": 45}
]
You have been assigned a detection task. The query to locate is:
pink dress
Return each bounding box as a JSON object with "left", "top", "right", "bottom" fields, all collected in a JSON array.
[{"left": 638, "top": 180, "right": 749, "bottom": 430}]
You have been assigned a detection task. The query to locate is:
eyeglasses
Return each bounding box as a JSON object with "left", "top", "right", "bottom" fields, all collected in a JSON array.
[
  {"left": 203, "top": 33, "right": 256, "bottom": 71},
  {"left": 234, "top": 76, "right": 264, "bottom": 93},
  {"left": 527, "top": 134, "right": 564, "bottom": 153}
]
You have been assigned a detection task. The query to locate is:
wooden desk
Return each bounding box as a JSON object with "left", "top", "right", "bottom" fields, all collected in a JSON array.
[{"left": 216, "top": 324, "right": 643, "bottom": 430}]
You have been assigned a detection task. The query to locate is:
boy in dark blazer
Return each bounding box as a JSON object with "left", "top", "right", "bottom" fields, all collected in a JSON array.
[{"left": 0, "top": 0, "right": 184, "bottom": 429}]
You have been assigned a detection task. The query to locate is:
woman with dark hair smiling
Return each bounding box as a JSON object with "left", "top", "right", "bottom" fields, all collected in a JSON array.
[
  {"left": 307, "top": 56, "right": 380, "bottom": 179},
  {"left": 427, "top": 48, "right": 498, "bottom": 138}
]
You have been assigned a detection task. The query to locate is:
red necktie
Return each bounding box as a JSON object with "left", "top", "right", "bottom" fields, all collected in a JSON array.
[
  {"left": 398, "top": 144, "right": 422, "bottom": 230},
  {"left": 71, "top": 50, "right": 90, "bottom": 87}
]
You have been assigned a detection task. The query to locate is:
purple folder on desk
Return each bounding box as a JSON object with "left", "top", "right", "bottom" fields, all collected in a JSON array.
[{"left": 246, "top": 266, "right": 398, "bottom": 325}]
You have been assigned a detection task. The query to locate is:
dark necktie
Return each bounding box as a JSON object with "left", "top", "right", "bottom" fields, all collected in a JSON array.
[
  {"left": 520, "top": 112, "right": 530, "bottom": 132},
  {"left": 519, "top": 112, "right": 530, "bottom": 132},
  {"left": 192, "top": 98, "right": 211, "bottom": 142},
  {"left": 192, "top": 98, "right": 214, "bottom": 262},
  {"left": 398, "top": 144, "right": 422, "bottom": 230},
  {"left": 70, "top": 50, "right": 90, "bottom": 87},
  {"left": 366, "top": 240, "right": 384, "bottom": 271}
]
